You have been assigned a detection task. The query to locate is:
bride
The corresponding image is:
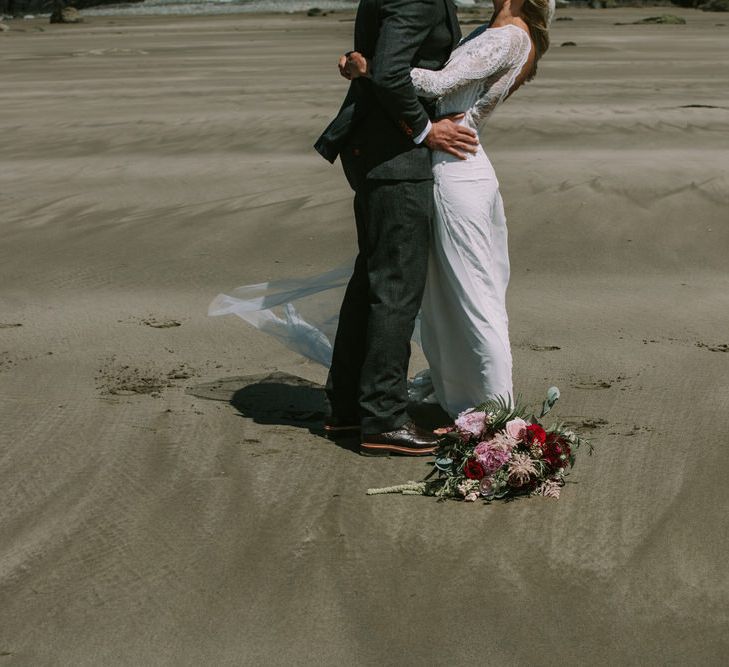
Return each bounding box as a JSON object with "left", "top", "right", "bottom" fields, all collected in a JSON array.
[
  {"left": 210, "top": 0, "right": 554, "bottom": 426},
  {"left": 343, "top": 0, "right": 553, "bottom": 417}
]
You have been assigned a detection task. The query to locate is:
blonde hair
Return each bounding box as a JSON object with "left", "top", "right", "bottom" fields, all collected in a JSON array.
[{"left": 522, "top": 0, "right": 552, "bottom": 80}]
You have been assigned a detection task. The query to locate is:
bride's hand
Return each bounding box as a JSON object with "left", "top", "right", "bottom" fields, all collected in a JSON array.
[{"left": 338, "top": 51, "right": 370, "bottom": 80}]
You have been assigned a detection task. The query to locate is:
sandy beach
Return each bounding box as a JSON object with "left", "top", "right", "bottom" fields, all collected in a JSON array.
[{"left": 1, "top": 7, "right": 728, "bottom": 664}]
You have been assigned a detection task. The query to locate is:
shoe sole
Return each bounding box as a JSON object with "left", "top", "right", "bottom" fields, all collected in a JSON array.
[
  {"left": 359, "top": 442, "right": 438, "bottom": 457},
  {"left": 323, "top": 425, "right": 360, "bottom": 440},
  {"left": 323, "top": 424, "right": 360, "bottom": 433}
]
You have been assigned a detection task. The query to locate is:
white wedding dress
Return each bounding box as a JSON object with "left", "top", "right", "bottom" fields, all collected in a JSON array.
[
  {"left": 411, "top": 24, "right": 532, "bottom": 416},
  {"left": 209, "top": 25, "right": 532, "bottom": 417}
]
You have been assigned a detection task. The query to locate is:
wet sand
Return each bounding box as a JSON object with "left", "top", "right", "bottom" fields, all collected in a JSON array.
[{"left": 1, "top": 8, "right": 728, "bottom": 664}]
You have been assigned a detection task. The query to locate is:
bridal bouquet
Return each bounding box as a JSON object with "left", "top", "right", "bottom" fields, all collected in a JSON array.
[{"left": 368, "top": 388, "right": 592, "bottom": 502}]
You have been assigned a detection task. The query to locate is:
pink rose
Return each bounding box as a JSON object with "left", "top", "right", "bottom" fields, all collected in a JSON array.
[
  {"left": 455, "top": 410, "right": 488, "bottom": 438},
  {"left": 464, "top": 492, "right": 479, "bottom": 502},
  {"left": 505, "top": 418, "right": 528, "bottom": 442}
]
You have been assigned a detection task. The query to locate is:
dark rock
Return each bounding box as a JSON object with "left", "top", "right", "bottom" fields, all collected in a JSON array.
[
  {"left": 561, "top": 40, "right": 578, "bottom": 46},
  {"left": 634, "top": 13, "right": 687, "bottom": 22},
  {"left": 1, "top": 0, "right": 143, "bottom": 17},
  {"left": 50, "top": 3, "right": 81, "bottom": 22},
  {"left": 556, "top": 16, "right": 574, "bottom": 20},
  {"left": 701, "top": 0, "right": 729, "bottom": 11},
  {"left": 581, "top": 0, "right": 674, "bottom": 6},
  {"left": 306, "top": 7, "right": 322, "bottom": 16}
]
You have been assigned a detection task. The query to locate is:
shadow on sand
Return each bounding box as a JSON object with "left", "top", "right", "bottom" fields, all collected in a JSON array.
[{"left": 187, "top": 371, "right": 450, "bottom": 451}]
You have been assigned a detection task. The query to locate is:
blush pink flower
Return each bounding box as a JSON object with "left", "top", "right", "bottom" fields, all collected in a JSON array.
[
  {"left": 536, "top": 479, "right": 562, "bottom": 499},
  {"left": 474, "top": 438, "right": 513, "bottom": 474},
  {"left": 507, "top": 452, "right": 538, "bottom": 487},
  {"left": 491, "top": 432, "right": 518, "bottom": 450},
  {"left": 464, "top": 492, "right": 479, "bottom": 502},
  {"left": 505, "top": 417, "right": 528, "bottom": 442},
  {"left": 457, "top": 481, "right": 479, "bottom": 498},
  {"left": 455, "top": 410, "right": 488, "bottom": 438}
]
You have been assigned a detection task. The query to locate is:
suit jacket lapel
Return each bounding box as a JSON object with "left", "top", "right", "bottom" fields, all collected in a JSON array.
[{"left": 445, "top": 0, "right": 462, "bottom": 51}]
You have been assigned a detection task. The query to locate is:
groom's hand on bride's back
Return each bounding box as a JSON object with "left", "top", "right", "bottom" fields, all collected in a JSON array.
[{"left": 424, "top": 114, "right": 479, "bottom": 159}]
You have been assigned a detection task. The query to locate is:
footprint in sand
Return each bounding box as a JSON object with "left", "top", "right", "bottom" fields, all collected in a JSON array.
[
  {"left": 0, "top": 323, "right": 22, "bottom": 329},
  {"left": 573, "top": 380, "right": 613, "bottom": 389},
  {"left": 696, "top": 342, "right": 729, "bottom": 353},
  {"left": 563, "top": 417, "right": 608, "bottom": 431},
  {"left": 71, "top": 48, "right": 150, "bottom": 57},
  {"left": 571, "top": 375, "right": 629, "bottom": 390},
  {"left": 166, "top": 364, "right": 194, "bottom": 380},
  {"left": 514, "top": 342, "right": 561, "bottom": 351},
  {"left": 619, "top": 425, "right": 655, "bottom": 437},
  {"left": 141, "top": 317, "right": 181, "bottom": 329},
  {"left": 679, "top": 104, "right": 727, "bottom": 110},
  {"left": 96, "top": 358, "right": 195, "bottom": 396}
]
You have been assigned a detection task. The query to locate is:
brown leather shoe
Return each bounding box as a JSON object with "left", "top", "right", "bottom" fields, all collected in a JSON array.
[{"left": 360, "top": 422, "right": 439, "bottom": 456}]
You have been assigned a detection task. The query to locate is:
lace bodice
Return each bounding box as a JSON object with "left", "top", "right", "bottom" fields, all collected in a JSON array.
[{"left": 411, "top": 24, "right": 532, "bottom": 131}]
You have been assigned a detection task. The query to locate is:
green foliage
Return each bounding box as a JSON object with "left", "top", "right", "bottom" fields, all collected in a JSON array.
[
  {"left": 475, "top": 393, "right": 531, "bottom": 432},
  {"left": 540, "top": 386, "right": 561, "bottom": 418}
]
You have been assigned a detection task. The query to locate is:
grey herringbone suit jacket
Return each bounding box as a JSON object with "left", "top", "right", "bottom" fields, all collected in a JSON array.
[{"left": 314, "top": 0, "right": 461, "bottom": 181}]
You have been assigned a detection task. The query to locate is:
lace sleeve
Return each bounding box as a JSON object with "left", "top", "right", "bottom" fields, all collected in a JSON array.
[{"left": 410, "top": 25, "right": 531, "bottom": 99}]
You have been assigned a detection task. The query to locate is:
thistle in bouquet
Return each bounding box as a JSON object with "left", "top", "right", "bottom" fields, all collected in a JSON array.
[{"left": 367, "top": 387, "right": 593, "bottom": 502}]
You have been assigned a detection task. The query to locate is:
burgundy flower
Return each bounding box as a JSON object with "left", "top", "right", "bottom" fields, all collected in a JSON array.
[
  {"left": 525, "top": 424, "right": 547, "bottom": 445},
  {"left": 464, "top": 459, "right": 485, "bottom": 480},
  {"left": 541, "top": 434, "right": 570, "bottom": 469}
]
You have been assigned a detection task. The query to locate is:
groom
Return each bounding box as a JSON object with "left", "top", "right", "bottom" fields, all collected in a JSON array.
[{"left": 314, "top": 0, "right": 477, "bottom": 455}]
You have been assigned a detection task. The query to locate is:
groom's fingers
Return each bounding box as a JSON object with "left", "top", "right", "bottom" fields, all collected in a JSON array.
[{"left": 456, "top": 128, "right": 479, "bottom": 146}]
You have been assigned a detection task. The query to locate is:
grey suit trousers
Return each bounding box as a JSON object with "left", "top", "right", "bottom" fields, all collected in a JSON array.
[{"left": 325, "top": 148, "right": 434, "bottom": 434}]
